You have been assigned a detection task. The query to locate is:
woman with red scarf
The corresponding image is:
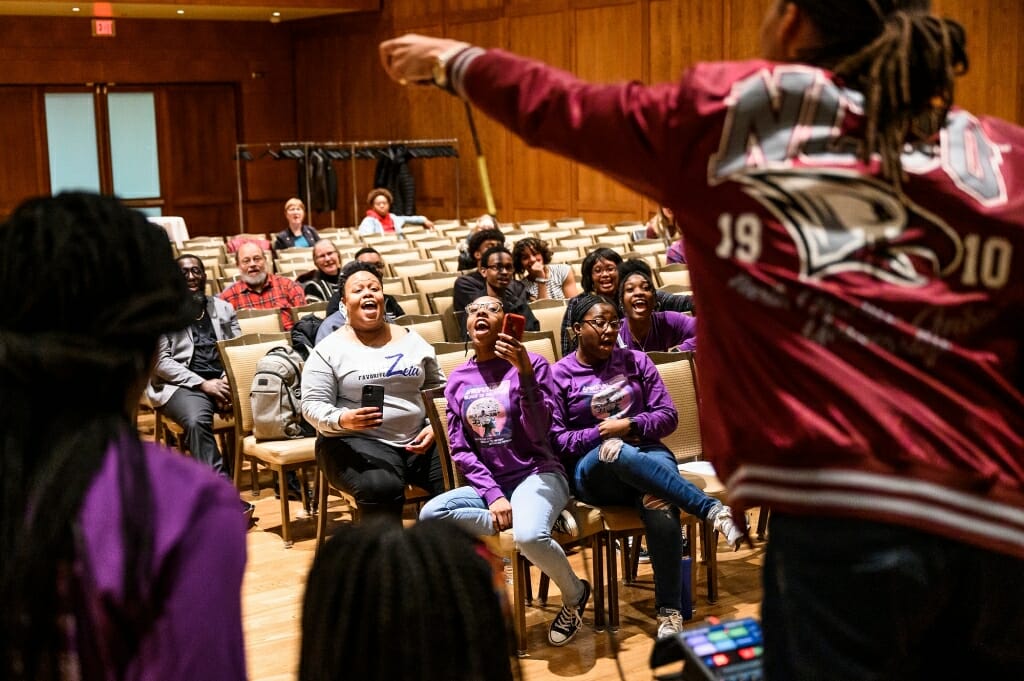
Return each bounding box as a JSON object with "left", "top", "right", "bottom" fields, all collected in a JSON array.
[{"left": 357, "top": 187, "right": 434, "bottom": 237}]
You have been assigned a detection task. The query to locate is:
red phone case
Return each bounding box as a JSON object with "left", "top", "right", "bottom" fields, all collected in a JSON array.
[{"left": 502, "top": 313, "right": 526, "bottom": 340}]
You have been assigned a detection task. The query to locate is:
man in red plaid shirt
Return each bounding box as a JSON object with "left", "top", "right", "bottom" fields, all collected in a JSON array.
[{"left": 220, "top": 240, "right": 306, "bottom": 331}]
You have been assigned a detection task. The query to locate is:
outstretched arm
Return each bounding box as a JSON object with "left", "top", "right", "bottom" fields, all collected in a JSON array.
[{"left": 379, "top": 34, "right": 686, "bottom": 206}]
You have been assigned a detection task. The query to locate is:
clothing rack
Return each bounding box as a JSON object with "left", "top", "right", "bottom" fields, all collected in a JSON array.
[{"left": 234, "top": 138, "right": 460, "bottom": 230}]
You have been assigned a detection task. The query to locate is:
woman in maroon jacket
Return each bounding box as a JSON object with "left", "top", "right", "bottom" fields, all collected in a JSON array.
[{"left": 380, "top": 3, "right": 1024, "bottom": 679}]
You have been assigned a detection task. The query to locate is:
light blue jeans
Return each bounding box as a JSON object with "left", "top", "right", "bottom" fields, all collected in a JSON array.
[{"left": 420, "top": 471, "right": 586, "bottom": 605}]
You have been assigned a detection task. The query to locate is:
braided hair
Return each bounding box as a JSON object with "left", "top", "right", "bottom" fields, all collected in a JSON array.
[
  {"left": 791, "top": 0, "right": 968, "bottom": 187},
  {"left": 300, "top": 520, "right": 519, "bottom": 681},
  {"left": 0, "top": 193, "right": 193, "bottom": 679}
]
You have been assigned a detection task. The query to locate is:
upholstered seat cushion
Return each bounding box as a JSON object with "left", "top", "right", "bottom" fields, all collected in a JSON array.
[{"left": 242, "top": 434, "right": 316, "bottom": 466}]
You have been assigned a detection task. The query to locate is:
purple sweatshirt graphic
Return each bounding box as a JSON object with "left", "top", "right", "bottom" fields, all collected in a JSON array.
[
  {"left": 618, "top": 310, "right": 697, "bottom": 353},
  {"left": 446, "top": 352, "right": 565, "bottom": 505},
  {"left": 550, "top": 348, "right": 678, "bottom": 462}
]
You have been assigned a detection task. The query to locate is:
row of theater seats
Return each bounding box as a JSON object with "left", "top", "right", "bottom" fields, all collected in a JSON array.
[
  {"left": 170, "top": 218, "right": 686, "bottom": 295},
  {"left": 196, "top": 328, "right": 725, "bottom": 656}
]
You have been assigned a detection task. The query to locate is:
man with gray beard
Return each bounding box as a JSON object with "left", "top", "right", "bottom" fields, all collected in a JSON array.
[{"left": 220, "top": 240, "right": 306, "bottom": 330}]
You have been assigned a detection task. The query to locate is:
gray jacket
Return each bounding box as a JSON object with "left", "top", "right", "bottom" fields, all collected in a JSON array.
[{"left": 146, "top": 297, "right": 241, "bottom": 407}]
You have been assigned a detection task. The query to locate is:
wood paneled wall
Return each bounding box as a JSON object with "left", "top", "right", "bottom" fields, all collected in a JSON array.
[
  {"left": 293, "top": 0, "right": 1024, "bottom": 226},
  {"left": 0, "top": 2, "right": 1020, "bottom": 233},
  {"left": 0, "top": 16, "right": 296, "bottom": 233}
]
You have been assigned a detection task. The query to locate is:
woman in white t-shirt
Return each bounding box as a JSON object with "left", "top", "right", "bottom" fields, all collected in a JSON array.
[{"left": 301, "top": 261, "right": 446, "bottom": 523}]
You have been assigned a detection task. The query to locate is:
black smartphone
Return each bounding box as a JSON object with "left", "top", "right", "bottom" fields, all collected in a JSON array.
[
  {"left": 360, "top": 384, "right": 385, "bottom": 411},
  {"left": 501, "top": 313, "right": 526, "bottom": 341}
]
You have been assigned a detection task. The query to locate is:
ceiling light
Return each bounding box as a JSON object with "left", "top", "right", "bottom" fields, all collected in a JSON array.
[
  {"left": 176, "top": 9, "right": 185, "bottom": 14},
  {"left": 72, "top": 7, "right": 80, "bottom": 12},
  {"left": 272, "top": 11, "right": 281, "bottom": 17}
]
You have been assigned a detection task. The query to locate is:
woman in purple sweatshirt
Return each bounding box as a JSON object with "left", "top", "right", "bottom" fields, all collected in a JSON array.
[
  {"left": 617, "top": 259, "right": 697, "bottom": 353},
  {"left": 550, "top": 294, "right": 738, "bottom": 640},
  {"left": 419, "top": 296, "right": 591, "bottom": 648}
]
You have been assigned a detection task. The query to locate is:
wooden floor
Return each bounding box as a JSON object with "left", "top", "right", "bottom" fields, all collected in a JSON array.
[{"left": 240, "top": 486, "right": 765, "bottom": 681}]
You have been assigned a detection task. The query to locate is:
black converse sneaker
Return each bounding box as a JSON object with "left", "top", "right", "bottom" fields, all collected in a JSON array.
[
  {"left": 548, "top": 579, "right": 590, "bottom": 646},
  {"left": 656, "top": 607, "right": 684, "bottom": 639}
]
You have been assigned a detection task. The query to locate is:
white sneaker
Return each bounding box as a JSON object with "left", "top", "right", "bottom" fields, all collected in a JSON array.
[
  {"left": 656, "top": 607, "right": 684, "bottom": 639},
  {"left": 552, "top": 509, "right": 579, "bottom": 538},
  {"left": 710, "top": 505, "right": 744, "bottom": 551}
]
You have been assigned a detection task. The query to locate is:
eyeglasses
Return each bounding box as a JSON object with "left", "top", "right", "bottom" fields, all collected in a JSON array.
[
  {"left": 582, "top": 318, "right": 622, "bottom": 332},
  {"left": 465, "top": 301, "right": 503, "bottom": 315},
  {"left": 239, "top": 255, "right": 265, "bottom": 266},
  {"left": 180, "top": 266, "right": 204, "bottom": 277},
  {"left": 484, "top": 264, "right": 514, "bottom": 273},
  {"left": 591, "top": 266, "right": 617, "bottom": 276}
]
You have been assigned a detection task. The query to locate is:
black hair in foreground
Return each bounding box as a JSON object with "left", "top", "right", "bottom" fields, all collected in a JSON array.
[
  {"left": 0, "top": 192, "right": 192, "bottom": 680},
  {"left": 300, "top": 520, "right": 519, "bottom": 681}
]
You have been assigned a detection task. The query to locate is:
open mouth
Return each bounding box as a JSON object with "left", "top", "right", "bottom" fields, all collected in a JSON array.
[
  {"left": 472, "top": 317, "right": 493, "bottom": 338},
  {"left": 630, "top": 296, "right": 650, "bottom": 313},
  {"left": 360, "top": 298, "right": 379, "bottom": 310}
]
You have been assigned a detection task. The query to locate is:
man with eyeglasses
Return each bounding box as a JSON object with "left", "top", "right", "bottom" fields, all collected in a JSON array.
[
  {"left": 316, "top": 248, "right": 408, "bottom": 345},
  {"left": 454, "top": 245, "right": 538, "bottom": 341},
  {"left": 296, "top": 239, "right": 342, "bottom": 304},
  {"left": 220, "top": 240, "right": 307, "bottom": 330},
  {"left": 147, "top": 255, "right": 241, "bottom": 478}
]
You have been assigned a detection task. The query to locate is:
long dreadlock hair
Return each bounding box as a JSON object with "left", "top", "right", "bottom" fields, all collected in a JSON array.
[
  {"left": 0, "top": 193, "right": 193, "bottom": 679},
  {"left": 300, "top": 520, "right": 520, "bottom": 681},
  {"left": 791, "top": 0, "right": 968, "bottom": 187}
]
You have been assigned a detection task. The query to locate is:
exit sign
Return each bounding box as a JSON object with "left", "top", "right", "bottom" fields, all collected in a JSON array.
[{"left": 92, "top": 19, "right": 116, "bottom": 37}]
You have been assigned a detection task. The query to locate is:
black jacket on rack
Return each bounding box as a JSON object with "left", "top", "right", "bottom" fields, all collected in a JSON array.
[
  {"left": 373, "top": 145, "right": 416, "bottom": 216},
  {"left": 298, "top": 150, "right": 338, "bottom": 213}
]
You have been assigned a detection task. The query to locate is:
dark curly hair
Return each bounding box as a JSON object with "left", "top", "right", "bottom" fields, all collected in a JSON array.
[
  {"left": 338, "top": 260, "right": 384, "bottom": 294},
  {"left": 511, "top": 237, "right": 552, "bottom": 275}
]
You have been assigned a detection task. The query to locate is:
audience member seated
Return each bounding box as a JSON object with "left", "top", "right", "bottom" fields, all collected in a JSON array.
[
  {"left": 300, "top": 520, "right": 517, "bottom": 681},
  {"left": 0, "top": 192, "right": 246, "bottom": 680},
  {"left": 550, "top": 294, "right": 742, "bottom": 640},
  {"left": 297, "top": 239, "right": 341, "bottom": 303},
  {"left": 617, "top": 259, "right": 696, "bottom": 353},
  {"left": 220, "top": 240, "right": 306, "bottom": 331},
  {"left": 559, "top": 248, "right": 692, "bottom": 357},
  {"left": 456, "top": 214, "right": 499, "bottom": 270},
  {"left": 452, "top": 227, "right": 505, "bottom": 310},
  {"left": 301, "top": 262, "right": 445, "bottom": 524},
  {"left": 274, "top": 197, "right": 320, "bottom": 251},
  {"left": 666, "top": 237, "right": 687, "bottom": 264},
  {"left": 512, "top": 236, "right": 579, "bottom": 301},
  {"left": 319, "top": 253, "right": 407, "bottom": 344},
  {"left": 357, "top": 187, "right": 434, "bottom": 236},
  {"left": 420, "top": 295, "right": 590, "bottom": 647},
  {"left": 454, "top": 246, "right": 538, "bottom": 341},
  {"left": 645, "top": 205, "right": 680, "bottom": 243},
  {"left": 147, "top": 255, "right": 241, "bottom": 478}
]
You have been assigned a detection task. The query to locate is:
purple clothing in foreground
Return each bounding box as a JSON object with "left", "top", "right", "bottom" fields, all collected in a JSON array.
[
  {"left": 78, "top": 437, "right": 247, "bottom": 680},
  {"left": 550, "top": 348, "right": 678, "bottom": 462},
  {"left": 617, "top": 310, "right": 696, "bottom": 353},
  {"left": 446, "top": 352, "right": 564, "bottom": 506}
]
